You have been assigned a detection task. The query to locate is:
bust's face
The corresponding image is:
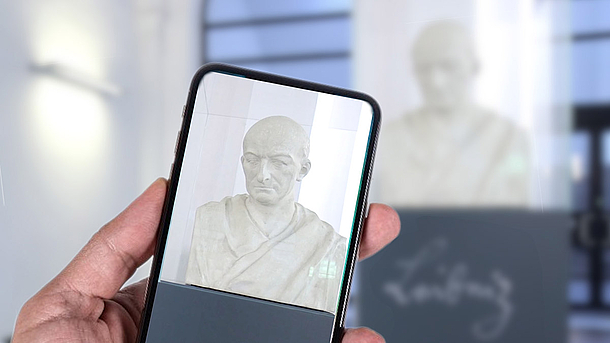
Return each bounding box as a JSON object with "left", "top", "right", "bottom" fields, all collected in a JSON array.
[
  {"left": 414, "top": 44, "right": 475, "bottom": 112},
  {"left": 412, "top": 24, "right": 477, "bottom": 113},
  {"left": 242, "top": 136, "right": 304, "bottom": 207}
]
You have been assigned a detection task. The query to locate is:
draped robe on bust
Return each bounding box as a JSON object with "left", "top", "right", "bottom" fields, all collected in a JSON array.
[
  {"left": 186, "top": 194, "right": 347, "bottom": 313},
  {"left": 376, "top": 107, "right": 531, "bottom": 207}
]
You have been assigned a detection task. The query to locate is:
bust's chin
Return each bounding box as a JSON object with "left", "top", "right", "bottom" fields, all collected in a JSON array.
[{"left": 249, "top": 193, "right": 279, "bottom": 207}]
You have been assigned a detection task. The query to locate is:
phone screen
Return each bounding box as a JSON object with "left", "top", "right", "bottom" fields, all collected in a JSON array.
[{"left": 140, "top": 66, "right": 379, "bottom": 343}]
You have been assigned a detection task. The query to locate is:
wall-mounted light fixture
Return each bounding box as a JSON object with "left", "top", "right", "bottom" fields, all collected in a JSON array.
[{"left": 30, "top": 62, "right": 122, "bottom": 97}]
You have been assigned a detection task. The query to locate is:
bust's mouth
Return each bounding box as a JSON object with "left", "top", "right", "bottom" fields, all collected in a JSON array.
[{"left": 253, "top": 186, "right": 274, "bottom": 191}]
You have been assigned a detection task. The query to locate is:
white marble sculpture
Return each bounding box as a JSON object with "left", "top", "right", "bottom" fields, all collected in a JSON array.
[
  {"left": 186, "top": 116, "right": 347, "bottom": 313},
  {"left": 377, "top": 20, "right": 531, "bottom": 207}
]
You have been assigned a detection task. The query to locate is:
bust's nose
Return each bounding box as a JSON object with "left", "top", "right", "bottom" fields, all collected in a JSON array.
[{"left": 257, "top": 160, "right": 271, "bottom": 183}]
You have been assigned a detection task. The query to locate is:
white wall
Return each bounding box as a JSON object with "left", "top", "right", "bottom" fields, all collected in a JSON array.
[{"left": 0, "top": 0, "right": 202, "bottom": 337}]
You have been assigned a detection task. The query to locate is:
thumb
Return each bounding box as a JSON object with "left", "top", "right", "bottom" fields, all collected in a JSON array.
[{"left": 52, "top": 178, "right": 167, "bottom": 299}]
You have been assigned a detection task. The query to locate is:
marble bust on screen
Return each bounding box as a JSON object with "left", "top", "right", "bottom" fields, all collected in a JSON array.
[{"left": 186, "top": 116, "right": 347, "bottom": 313}]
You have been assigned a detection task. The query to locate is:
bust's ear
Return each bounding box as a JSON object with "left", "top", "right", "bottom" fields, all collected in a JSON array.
[{"left": 296, "top": 159, "right": 311, "bottom": 182}]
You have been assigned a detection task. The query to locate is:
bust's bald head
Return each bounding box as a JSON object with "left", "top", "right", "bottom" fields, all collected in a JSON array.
[
  {"left": 411, "top": 20, "right": 479, "bottom": 112},
  {"left": 411, "top": 20, "right": 477, "bottom": 66},
  {"left": 241, "top": 116, "right": 311, "bottom": 206},
  {"left": 243, "top": 116, "right": 310, "bottom": 163}
]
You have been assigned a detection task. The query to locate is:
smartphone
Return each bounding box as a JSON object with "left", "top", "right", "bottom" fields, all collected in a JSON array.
[{"left": 137, "top": 63, "right": 381, "bottom": 343}]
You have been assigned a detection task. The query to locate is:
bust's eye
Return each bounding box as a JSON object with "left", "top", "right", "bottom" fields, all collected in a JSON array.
[
  {"left": 272, "top": 160, "right": 288, "bottom": 167},
  {"left": 246, "top": 157, "right": 259, "bottom": 164}
]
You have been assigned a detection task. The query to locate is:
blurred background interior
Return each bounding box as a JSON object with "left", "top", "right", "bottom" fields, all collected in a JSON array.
[{"left": 1, "top": 0, "right": 610, "bottom": 342}]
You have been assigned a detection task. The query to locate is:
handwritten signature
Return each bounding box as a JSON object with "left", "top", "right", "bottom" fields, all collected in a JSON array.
[{"left": 383, "top": 237, "right": 514, "bottom": 341}]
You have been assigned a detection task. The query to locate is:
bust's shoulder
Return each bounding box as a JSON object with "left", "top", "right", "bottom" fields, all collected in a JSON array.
[
  {"left": 299, "top": 205, "right": 331, "bottom": 227},
  {"left": 380, "top": 110, "right": 427, "bottom": 145},
  {"left": 195, "top": 194, "right": 247, "bottom": 218},
  {"left": 475, "top": 107, "right": 520, "bottom": 129},
  {"left": 384, "top": 111, "right": 419, "bottom": 131},
  {"left": 474, "top": 107, "right": 529, "bottom": 143},
  {"left": 297, "top": 204, "right": 346, "bottom": 244}
]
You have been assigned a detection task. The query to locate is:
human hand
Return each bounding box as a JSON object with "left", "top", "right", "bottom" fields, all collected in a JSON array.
[{"left": 13, "top": 178, "right": 400, "bottom": 342}]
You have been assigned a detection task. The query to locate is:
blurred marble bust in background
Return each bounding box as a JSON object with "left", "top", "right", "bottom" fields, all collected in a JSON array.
[
  {"left": 377, "top": 20, "right": 531, "bottom": 207},
  {"left": 186, "top": 116, "right": 346, "bottom": 313}
]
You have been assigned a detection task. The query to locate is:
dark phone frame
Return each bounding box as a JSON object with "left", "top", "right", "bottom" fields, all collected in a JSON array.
[{"left": 136, "top": 62, "right": 382, "bottom": 343}]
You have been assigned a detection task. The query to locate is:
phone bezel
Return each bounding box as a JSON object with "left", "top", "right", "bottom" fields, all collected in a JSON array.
[{"left": 137, "top": 62, "right": 382, "bottom": 343}]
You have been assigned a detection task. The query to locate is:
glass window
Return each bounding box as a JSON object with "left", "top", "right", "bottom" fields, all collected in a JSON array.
[
  {"left": 240, "top": 58, "right": 351, "bottom": 88},
  {"left": 207, "top": 18, "right": 350, "bottom": 61},
  {"left": 571, "top": 0, "right": 610, "bottom": 35},
  {"left": 602, "top": 130, "right": 610, "bottom": 210},
  {"left": 204, "top": 0, "right": 351, "bottom": 88},
  {"left": 572, "top": 40, "right": 610, "bottom": 104},
  {"left": 207, "top": 0, "right": 351, "bottom": 24},
  {"left": 572, "top": 131, "right": 591, "bottom": 211},
  {"left": 604, "top": 250, "right": 610, "bottom": 304},
  {"left": 570, "top": 248, "right": 591, "bottom": 305}
]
